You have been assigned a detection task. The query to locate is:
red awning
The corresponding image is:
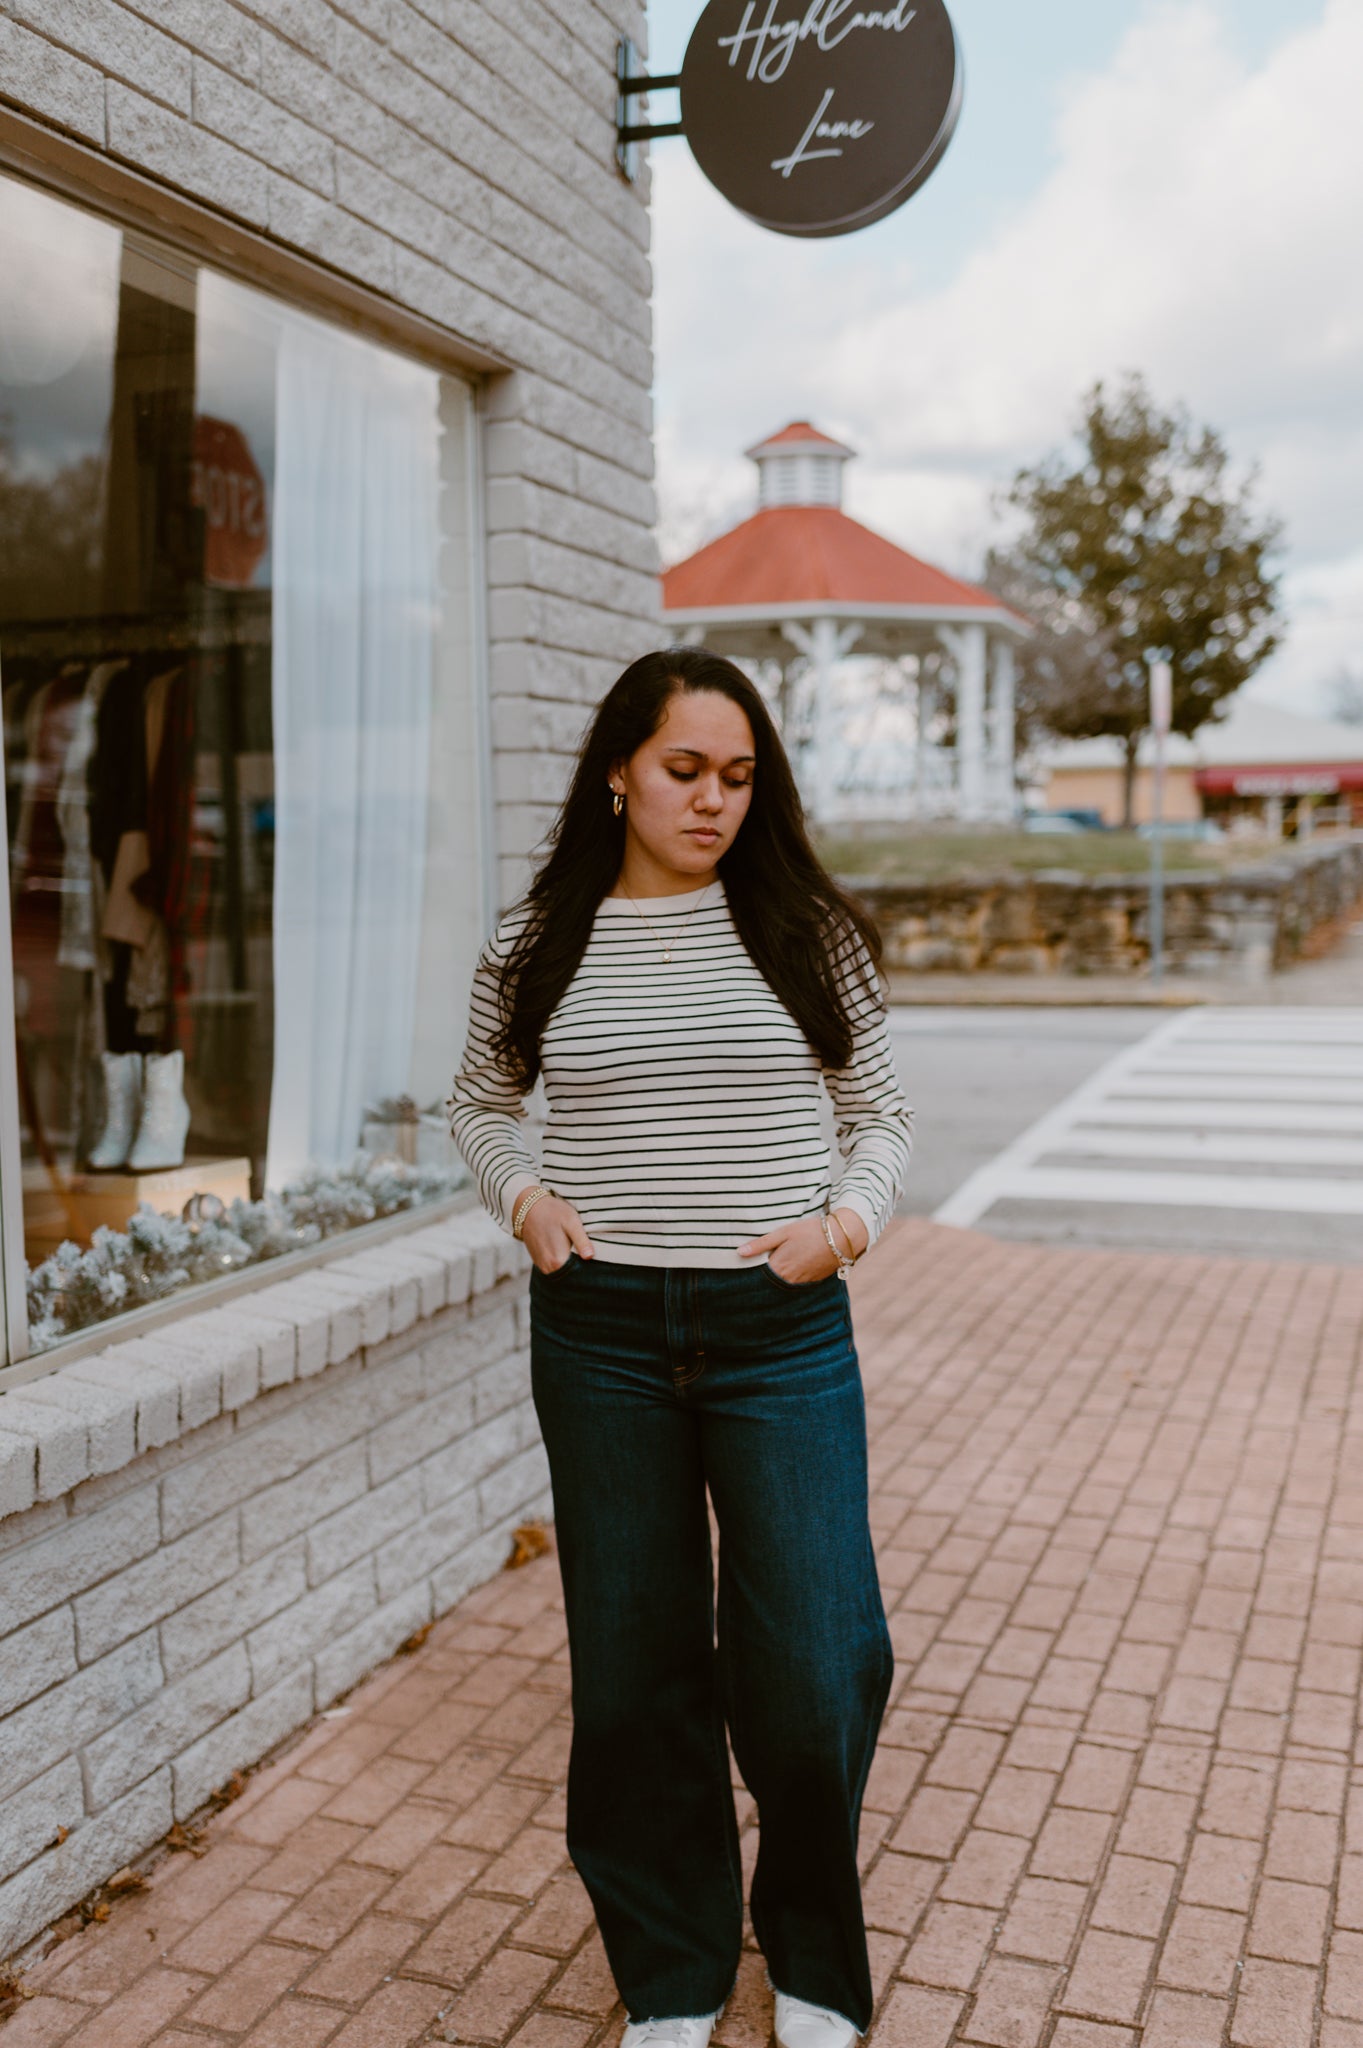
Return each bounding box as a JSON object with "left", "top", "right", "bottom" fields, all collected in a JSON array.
[{"left": 1196, "top": 762, "right": 1363, "bottom": 797}]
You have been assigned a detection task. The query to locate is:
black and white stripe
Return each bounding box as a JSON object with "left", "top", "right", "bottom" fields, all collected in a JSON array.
[{"left": 448, "top": 884, "right": 914, "bottom": 1269}]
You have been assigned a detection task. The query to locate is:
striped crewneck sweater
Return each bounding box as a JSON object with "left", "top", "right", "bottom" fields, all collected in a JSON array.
[{"left": 447, "top": 883, "right": 914, "bottom": 1269}]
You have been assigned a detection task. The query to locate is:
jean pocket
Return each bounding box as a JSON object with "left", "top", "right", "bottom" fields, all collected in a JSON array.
[
  {"left": 539, "top": 1250, "right": 579, "bottom": 1281},
  {"left": 759, "top": 1259, "right": 826, "bottom": 1293}
]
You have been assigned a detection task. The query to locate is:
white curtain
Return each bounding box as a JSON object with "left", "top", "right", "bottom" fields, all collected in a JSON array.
[{"left": 265, "top": 314, "right": 440, "bottom": 1189}]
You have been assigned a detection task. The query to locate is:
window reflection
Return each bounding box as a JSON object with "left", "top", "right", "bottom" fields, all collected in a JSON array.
[{"left": 1, "top": 173, "right": 472, "bottom": 1356}]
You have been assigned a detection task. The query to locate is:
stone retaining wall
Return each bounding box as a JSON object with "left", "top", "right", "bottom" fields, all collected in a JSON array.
[
  {"left": 0, "top": 1209, "right": 542, "bottom": 1961},
  {"left": 849, "top": 838, "right": 1363, "bottom": 979}
]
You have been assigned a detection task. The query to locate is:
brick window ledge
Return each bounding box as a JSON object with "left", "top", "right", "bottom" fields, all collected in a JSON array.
[{"left": 0, "top": 1206, "right": 527, "bottom": 1522}]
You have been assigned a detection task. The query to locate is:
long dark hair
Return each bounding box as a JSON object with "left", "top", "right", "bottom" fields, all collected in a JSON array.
[{"left": 491, "top": 646, "right": 882, "bottom": 1091}]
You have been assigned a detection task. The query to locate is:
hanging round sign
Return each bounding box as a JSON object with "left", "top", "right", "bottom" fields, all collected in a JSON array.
[{"left": 679, "top": 0, "right": 962, "bottom": 239}]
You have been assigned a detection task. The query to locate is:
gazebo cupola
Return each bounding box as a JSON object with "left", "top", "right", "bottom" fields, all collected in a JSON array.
[{"left": 748, "top": 421, "right": 854, "bottom": 510}]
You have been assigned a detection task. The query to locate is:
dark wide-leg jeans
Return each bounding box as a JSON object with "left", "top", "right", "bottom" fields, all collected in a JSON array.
[{"left": 529, "top": 1255, "right": 894, "bottom": 2031}]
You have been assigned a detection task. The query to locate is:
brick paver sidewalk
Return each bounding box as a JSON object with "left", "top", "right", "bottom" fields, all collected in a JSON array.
[{"left": 9, "top": 1220, "right": 1363, "bottom": 2048}]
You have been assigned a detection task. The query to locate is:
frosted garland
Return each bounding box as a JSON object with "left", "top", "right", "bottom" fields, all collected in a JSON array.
[{"left": 25, "top": 1156, "right": 468, "bottom": 1352}]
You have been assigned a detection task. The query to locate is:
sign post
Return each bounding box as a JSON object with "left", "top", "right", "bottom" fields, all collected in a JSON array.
[{"left": 1148, "top": 658, "right": 1172, "bottom": 989}]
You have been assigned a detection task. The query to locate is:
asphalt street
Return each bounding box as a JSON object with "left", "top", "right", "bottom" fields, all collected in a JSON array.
[{"left": 886, "top": 1006, "right": 1153, "bottom": 1219}]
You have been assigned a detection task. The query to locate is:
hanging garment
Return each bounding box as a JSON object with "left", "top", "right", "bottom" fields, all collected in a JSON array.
[
  {"left": 3, "top": 671, "right": 46, "bottom": 849},
  {"left": 101, "top": 827, "right": 157, "bottom": 948},
  {"left": 126, "top": 905, "right": 169, "bottom": 1038},
  {"left": 88, "top": 659, "right": 148, "bottom": 885},
  {"left": 56, "top": 658, "right": 126, "bottom": 972},
  {"left": 132, "top": 662, "right": 193, "bottom": 1037},
  {"left": 10, "top": 666, "right": 86, "bottom": 1038},
  {"left": 89, "top": 660, "right": 153, "bottom": 1054}
]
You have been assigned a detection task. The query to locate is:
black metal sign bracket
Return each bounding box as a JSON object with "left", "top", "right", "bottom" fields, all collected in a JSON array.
[{"left": 616, "top": 38, "right": 686, "bottom": 181}]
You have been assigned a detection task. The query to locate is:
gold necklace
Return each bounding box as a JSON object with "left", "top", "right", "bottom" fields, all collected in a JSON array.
[{"left": 623, "top": 881, "right": 713, "bottom": 965}]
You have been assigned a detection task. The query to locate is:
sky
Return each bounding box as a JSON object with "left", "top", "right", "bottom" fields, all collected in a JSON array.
[{"left": 645, "top": 0, "right": 1363, "bottom": 714}]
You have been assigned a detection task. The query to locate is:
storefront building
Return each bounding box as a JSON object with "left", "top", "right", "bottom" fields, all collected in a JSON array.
[
  {"left": 0, "top": 0, "right": 656, "bottom": 1954},
  {"left": 1043, "top": 698, "right": 1363, "bottom": 835}
]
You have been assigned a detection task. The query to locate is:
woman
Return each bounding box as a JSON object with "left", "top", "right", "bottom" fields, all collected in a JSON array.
[{"left": 449, "top": 647, "right": 913, "bottom": 2048}]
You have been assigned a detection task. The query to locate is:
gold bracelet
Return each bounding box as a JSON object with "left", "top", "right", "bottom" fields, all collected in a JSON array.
[
  {"left": 829, "top": 1209, "right": 859, "bottom": 1262},
  {"left": 512, "top": 1186, "right": 552, "bottom": 1239},
  {"left": 822, "top": 1214, "right": 856, "bottom": 1282}
]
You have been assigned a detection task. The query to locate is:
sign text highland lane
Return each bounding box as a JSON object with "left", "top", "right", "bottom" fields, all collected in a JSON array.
[{"left": 680, "top": 0, "right": 961, "bottom": 237}]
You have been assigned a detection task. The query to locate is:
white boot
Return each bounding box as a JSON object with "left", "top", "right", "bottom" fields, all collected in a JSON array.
[
  {"left": 621, "top": 2016, "right": 719, "bottom": 2048},
  {"left": 128, "top": 1049, "right": 191, "bottom": 1171},
  {"left": 87, "top": 1052, "right": 143, "bottom": 1169},
  {"left": 773, "top": 1991, "right": 858, "bottom": 2048}
]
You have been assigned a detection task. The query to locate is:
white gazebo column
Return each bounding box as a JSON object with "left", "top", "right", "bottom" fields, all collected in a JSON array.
[
  {"left": 988, "top": 636, "right": 1017, "bottom": 819},
  {"left": 913, "top": 661, "right": 933, "bottom": 820},
  {"left": 783, "top": 617, "right": 862, "bottom": 824},
  {"left": 939, "top": 624, "right": 988, "bottom": 822}
]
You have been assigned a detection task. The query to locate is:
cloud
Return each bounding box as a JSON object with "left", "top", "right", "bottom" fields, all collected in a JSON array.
[
  {"left": 1269, "top": 546, "right": 1363, "bottom": 706},
  {"left": 654, "top": 0, "right": 1363, "bottom": 707}
]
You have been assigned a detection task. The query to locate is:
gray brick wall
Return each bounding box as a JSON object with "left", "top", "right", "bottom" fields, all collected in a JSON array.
[
  {"left": 0, "top": 0, "right": 662, "bottom": 1955},
  {"left": 0, "top": 1213, "right": 546, "bottom": 1958},
  {"left": 0, "top": 0, "right": 662, "bottom": 902}
]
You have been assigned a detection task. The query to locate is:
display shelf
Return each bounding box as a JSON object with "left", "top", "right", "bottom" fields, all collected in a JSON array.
[{"left": 25, "top": 1155, "right": 252, "bottom": 1258}]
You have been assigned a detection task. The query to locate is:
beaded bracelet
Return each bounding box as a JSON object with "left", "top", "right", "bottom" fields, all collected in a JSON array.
[{"left": 512, "top": 1186, "right": 552, "bottom": 1239}]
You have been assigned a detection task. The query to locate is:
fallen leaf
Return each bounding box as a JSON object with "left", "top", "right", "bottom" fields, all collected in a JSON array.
[
  {"left": 166, "top": 1821, "right": 207, "bottom": 1857},
  {"left": 208, "top": 1772, "right": 246, "bottom": 1811},
  {"left": 506, "top": 1520, "right": 550, "bottom": 1569},
  {"left": 89, "top": 1903, "right": 110, "bottom": 1923},
  {"left": 51, "top": 1825, "right": 69, "bottom": 1848},
  {"left": 106, "top": 1868, "right": 146, "bottom": 1895},
  {"left": 398, "top": 1622, "right": 434, "bottom": 1655}
]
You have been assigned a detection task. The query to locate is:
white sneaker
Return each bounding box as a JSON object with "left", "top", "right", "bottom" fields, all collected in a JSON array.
[
  {"left": 621, "top": 2016, "right": 718, "bottom": 2048},
  {"left": 773, "top": 1990, "right": 859, "bottom": 2048}
]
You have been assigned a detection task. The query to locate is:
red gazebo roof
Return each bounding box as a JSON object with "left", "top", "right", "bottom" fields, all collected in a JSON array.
[
  {"left": 663, "top": 505, "right": 1007, "bottom": 615},
  {"left": 744, "top": 421, "right": 855, "bottom": 459}
]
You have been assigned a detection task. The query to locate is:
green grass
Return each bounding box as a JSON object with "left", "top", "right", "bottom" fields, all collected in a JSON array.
[{"left": 813, "top": 828, "right": 1246, "bottom": 883}]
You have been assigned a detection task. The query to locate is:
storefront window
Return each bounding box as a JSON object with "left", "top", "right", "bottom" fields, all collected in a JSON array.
[{"left": 0, "top": 172, "right": 479, "bottom": 1360}]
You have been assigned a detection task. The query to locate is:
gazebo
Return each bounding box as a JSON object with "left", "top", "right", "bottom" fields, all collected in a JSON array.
[{"left": 661, "top": 423, "right": 1029, "bottom": 822}]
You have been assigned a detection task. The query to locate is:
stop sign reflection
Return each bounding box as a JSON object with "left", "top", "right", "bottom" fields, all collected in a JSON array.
[{"left": 192, "top": 416, "right": 268, "bottom": 590}]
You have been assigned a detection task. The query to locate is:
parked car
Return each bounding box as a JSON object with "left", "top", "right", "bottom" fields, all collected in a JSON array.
[
  {"left": 1135, "top": 819, "right": 1226, "bottom": 843},
  {"left": 1022, "top": 811, "right": 1090, "bottom": 834},
  {"left": 1054, "top": 807, "right": 1108, "bottom": 831}
]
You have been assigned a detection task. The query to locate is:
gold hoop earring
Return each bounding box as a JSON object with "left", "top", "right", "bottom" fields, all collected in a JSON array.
[{"left": 612, "top": 791, "right": 624, "bottom": 817}]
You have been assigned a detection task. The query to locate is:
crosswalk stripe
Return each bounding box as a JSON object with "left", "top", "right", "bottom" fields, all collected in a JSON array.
[
  {"left": 1113, "top": 1076, "right": 1363, "bottom": 1102},
  {"left": 1049, "top": 1129, "right": 1363, "bottom": 1167},
  {"left": 966, "top": 1164, "right": 1363, "bottom": 1216},
  {"left": 1140, "top": 1053, "right": 1363, "bottom": 1076},
  {"left": 1072, "top": 1103, "right": 1363, "bottom": 1132}
]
